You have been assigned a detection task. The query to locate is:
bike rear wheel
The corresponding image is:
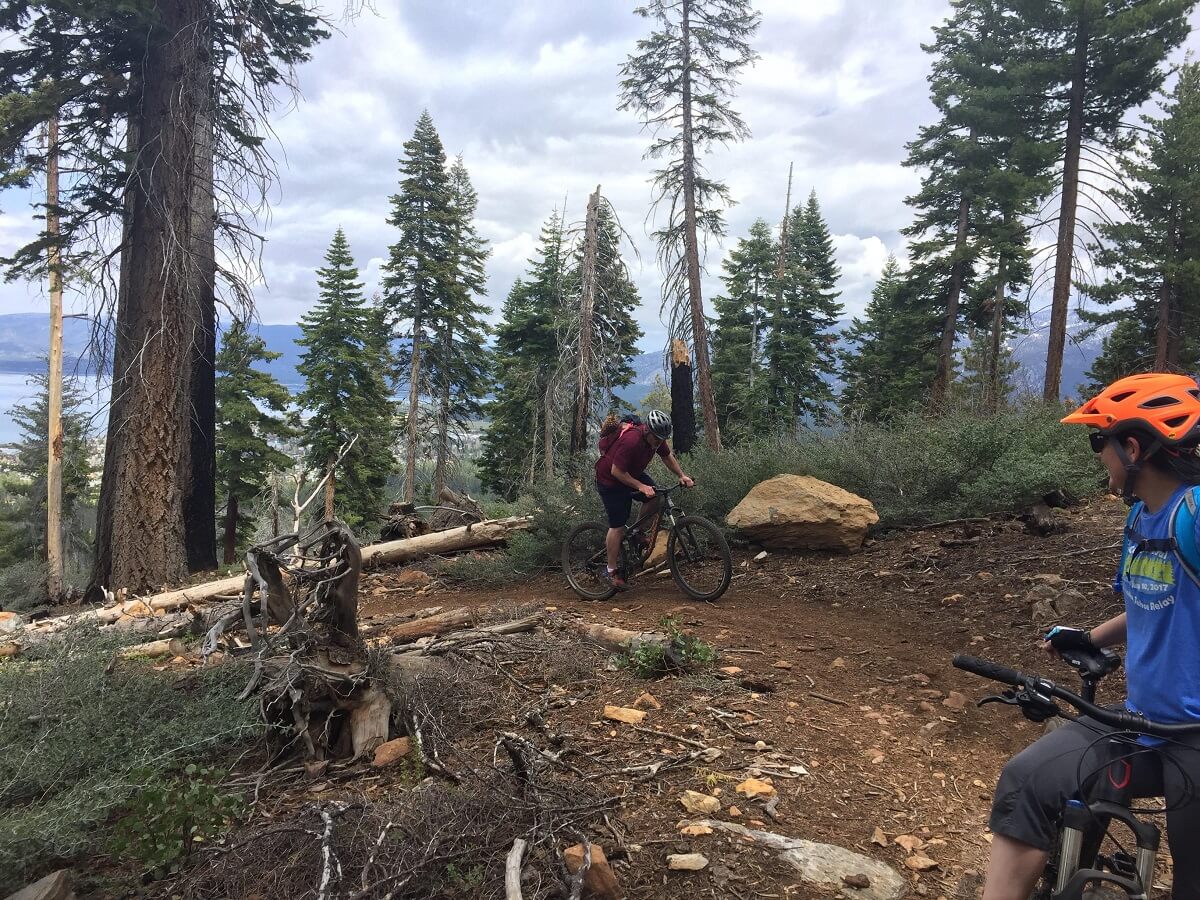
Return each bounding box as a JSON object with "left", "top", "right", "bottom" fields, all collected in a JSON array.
[
  {"left": 563, "top": 521, "right": 617, "bottom": 601},
  {"left": 668, "top": 516, "right": 732, "bottom": 602}
]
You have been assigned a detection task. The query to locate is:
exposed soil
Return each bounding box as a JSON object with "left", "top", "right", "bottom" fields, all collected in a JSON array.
[{"left": 158, "top": 496, "right": 1142, "bottom": 900}]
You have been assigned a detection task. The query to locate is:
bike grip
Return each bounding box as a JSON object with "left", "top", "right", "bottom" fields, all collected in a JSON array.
[{"left": 952, "top": 655, "right": 1024, "bottom": 687}]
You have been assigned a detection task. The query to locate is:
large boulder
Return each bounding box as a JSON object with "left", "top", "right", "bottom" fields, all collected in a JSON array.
[{"left": 726, "top": 475, "right": 878, "bottom": 552}]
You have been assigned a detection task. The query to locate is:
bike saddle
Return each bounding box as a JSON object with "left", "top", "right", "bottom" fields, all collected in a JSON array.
[{"left": 1059, "top": 646, "right": 1122, "bottom": 681}]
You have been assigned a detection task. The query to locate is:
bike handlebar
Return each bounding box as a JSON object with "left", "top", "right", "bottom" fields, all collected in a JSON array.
[{"left": 953, "top": 654, "right": 1200, "bottom": 738}]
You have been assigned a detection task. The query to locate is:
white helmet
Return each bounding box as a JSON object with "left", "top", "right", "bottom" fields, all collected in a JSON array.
[{"left": 646, "top": 409, "right": 672, "bottom": 440}]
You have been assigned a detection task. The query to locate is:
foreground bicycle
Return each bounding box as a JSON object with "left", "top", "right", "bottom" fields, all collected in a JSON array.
[
  {"left": 562, "top": 482, "right": 732, "bottom": 602},
  {"left": 955, "top": 649, "right": 1200, "bottom": 900}
]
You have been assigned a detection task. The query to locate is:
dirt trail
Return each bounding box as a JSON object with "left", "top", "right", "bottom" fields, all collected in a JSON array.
[{"left": 345, "top": 497, "right": 1132, "bottom": 899}]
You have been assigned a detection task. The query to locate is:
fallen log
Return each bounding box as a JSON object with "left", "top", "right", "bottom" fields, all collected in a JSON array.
[
  {"left": 18, "top": 516, "right": 532, "bottom": 639},
  {"left": 383, "top": 607, "right": 476, "bottom": 644},
  {"left": 560, "top": 619, "right": 667, "bottom": 654}
]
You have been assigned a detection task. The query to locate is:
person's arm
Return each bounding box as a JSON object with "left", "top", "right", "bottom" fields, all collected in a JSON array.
[
  {"left": 661, "top": 451, "right": 694, "bottom": 488},
  {"left": 1088, "top": 613, "right": 1127, "bottom": 649},
  {"left": 611, "top": 463, "right": 655, "bottom": 497}
]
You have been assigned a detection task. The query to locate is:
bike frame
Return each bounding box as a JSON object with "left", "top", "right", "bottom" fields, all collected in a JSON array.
[{"left": 624, "top": 484, "right": 685, "bottom": 568}]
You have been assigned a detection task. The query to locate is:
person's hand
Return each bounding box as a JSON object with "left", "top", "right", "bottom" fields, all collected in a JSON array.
[
  {"left": 1042, "top": 625, "right": 1093, "bottom": 659},
  {"left": 639, "top": 483, "right": 656, "bottom": 499},
  {"left": 680, "top": 474, "right": 695, "bottom": 488}
]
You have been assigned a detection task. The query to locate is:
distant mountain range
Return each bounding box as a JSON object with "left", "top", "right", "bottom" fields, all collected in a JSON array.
[{"left": 0, "top": 310, "right": 1108, "bottom": 408}]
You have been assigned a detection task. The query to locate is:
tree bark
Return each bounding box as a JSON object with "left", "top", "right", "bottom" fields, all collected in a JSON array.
[
  {"left": 91, "top": 0, "right": 210, "bottom": 596},
  {"left": 670, "top": 339, "right": 697, "bottom": 454},
  {"left": 930, "top": 184, "right": 973, "bottom": 410},
  {"left": 570, "top": 186, "right": 601, "bottom": 457},
  {"left": 222, "top": 491, "right": 238, "bottom": 565},
  {"left": 679, "top": 0, "right": 721, "bottom": 451},
  {"left": 433, "top": 326, "right": 451, "bottom": 497},
  {"left": 324, "top": 453, "right": 335, "bottom": 520},
  {"left": 1044, "top": 12, "right": 1089, "bottom": 402},
  {"left": 1155, "top": 270, "right": 1171, "bottom": 372},
  {"left": 404, "top": 311, "right": 422, "bottom": 503},
  {"left": 185, "top": 64, "right": 218, "bottom": 573},
  {"left": 986, "top": 255, "right": 1008, "bottom": 412},
  {"left": 46, "top": 112, "right": 64, "bottom": 601},
  {"left": 543, "top": 376, "right": 555, "bottom": 478}
]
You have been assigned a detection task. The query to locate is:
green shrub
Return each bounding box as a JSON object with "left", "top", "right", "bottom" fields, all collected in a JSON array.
[
  {"left": 681, "top": 402, "right": 1098, "bottom": 527},
  {"left": 0, "top": 628, "right": 260, "bottom": 890},
  {"left": 0, "top": 558, "right": 49, "bottom": 612},
  {"left": 110, "top": 765, "right": 244, "bottom": 875},
  {"left": 619, "top": 616, "right": 718, "bottom": 677}
]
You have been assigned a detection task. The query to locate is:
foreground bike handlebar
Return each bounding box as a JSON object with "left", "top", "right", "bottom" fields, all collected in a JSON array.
[{"left": 953, "top": 654, "right": 1200, "bottom": 738}]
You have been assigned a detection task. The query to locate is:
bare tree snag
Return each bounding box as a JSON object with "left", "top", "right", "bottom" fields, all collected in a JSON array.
[
  {"left": 930, "top": 163, "right": 973, "bottom": 410},
  {"left": 670, "top": 340, "right": 697, "bottom": 454},
  {"left": 324, "top": 452, "right": 336, "bottom": 521},
  {"left": 45, "top": 112, "right": 64, "bottom": 601},
  {"left": 570, "top": 185, "right": 602, "bottom": 457}
]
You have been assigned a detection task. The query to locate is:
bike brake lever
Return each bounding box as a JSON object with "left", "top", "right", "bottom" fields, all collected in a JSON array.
[{"left": 978, "top": 690, "right": 1021, "bottom": 708}]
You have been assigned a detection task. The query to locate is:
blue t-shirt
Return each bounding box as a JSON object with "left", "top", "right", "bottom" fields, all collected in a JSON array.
[{"left": 1115, "top": 485, "right": 1200, "bottom": 724}]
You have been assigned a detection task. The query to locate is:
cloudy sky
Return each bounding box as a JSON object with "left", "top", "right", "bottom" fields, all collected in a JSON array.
[{"left": 3, "top": 0, "right": 1200, "bottom": 353}]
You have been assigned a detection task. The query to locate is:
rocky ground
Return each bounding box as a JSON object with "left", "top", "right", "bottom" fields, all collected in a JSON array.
[
  {"left": 349, "top": 495, "right": 1133, "bottom": 899},
  {"left": 45, "top": 495, "right": 1140, "bottom": 900}
]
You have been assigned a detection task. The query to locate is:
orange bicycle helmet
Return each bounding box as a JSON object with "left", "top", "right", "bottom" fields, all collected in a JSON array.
[{"left": 1062, "top": 373, "right": 1200, "bottom": 447}]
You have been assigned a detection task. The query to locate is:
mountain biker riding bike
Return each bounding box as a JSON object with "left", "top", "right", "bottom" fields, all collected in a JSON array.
[
  {"left": 594, "top": 409, "right": 694, "bottom": 591},
  {"left": 981, "top": 373, "right": 1200, "bottom": 900}
]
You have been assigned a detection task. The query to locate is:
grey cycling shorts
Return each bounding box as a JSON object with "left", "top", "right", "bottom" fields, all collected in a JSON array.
[{"left": 990, "top": 715, "right": 1200, "bottom": 898}]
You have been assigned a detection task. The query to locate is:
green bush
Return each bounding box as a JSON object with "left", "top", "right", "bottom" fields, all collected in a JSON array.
[
  {"left": 619, "top": 616, "right": 717, "bottom": 677},
  {"left": 0, "top": 628, "right": 260, "bottom": 890},
  {"left": 0, "top": 558, "right": 49, "bottom": 612},
  {"left": 681, "top": 402, "right": 1098, "bottom": 527}
]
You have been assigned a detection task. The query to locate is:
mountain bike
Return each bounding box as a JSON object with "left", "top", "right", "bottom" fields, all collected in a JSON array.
[
  {"left": 955, "top": 648, "right": 1200, "bottom": 900},
  {"left": 562, "top": 482, "right": 732, "bottom": 602}
]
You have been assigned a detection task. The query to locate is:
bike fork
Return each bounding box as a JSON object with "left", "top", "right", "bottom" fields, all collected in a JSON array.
[{"left": 1054, "top": 799, "right": 1160, "bottom": 900}]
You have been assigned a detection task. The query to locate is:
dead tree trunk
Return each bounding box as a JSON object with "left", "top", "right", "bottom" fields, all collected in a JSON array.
[
  {"left": 433, "top": 326, "right": 452, "bottom": 498},
  {"left": 679, "top": 0, "right": 721, "bottom": 452},
  {"left": 986, "top": 255, "right": 1008, "bottom": 411},
  {"left": 670, "top": 340, "right": 697, "bottom": 454},
  {"left": 1044, "top": 13, "right": 1089, "bottom": 402},
  {"left": 543, "top": 377, "right": 555, "bottom": 478},
  {"left": 46, "top": 112, "right": 65, "bottom": 601},
  {"left": 324, "top": 453, "right": 335, "bottom": 520},
  {"left": 92, "top": 0, "right": 211, "bottom": 596},
  {"left": 570, "top": 186, "right": 601, "bottom": 457},
  {"left": 405, "top": 311, "right": 422, "bottom": 503},
  {"left": 222, "top": 493, "right": 238, "bottom": 565}
]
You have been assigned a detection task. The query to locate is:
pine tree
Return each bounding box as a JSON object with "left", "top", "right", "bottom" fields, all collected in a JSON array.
[
  {"left": 765, "top": 191, "right": 844, "bottom": 423},
  {"left": 840, "top": 256, "right": 938, "bottom": 422},
  {"left": 902, "top": 0, "right": 1056, "bottom": 408},
  {"left": 297, "top": 229, "right": 397, "bottom": 531},
  {"left": 1034, "top": 0, "right": 1195, "bottom": 399},
  {"left": 381, "top": 111, "right": 458, "bottom": 502},
  {"left": 1081, "top": 61, "right": 1200, "bottom": 381},
  {"left": 3, "top": 368, "right": 92, "bottom": 565},
  {"left": 428, "top": 156, "right": 491, "bottom": 497},
  {"left": 478, "top": 215, "right": 567, "bottom": 499},
  {"left": 711, "top": 219, "right": 773, "bottom": 440},
  {"left": 215, "top": 320, "right": 294, "bottom": 563},
  {"left": 619, "top": 0, "right": 761, "bottom": 451},
  {"left": 954, "top": 325, "right": 1020, "bottom": 407}
]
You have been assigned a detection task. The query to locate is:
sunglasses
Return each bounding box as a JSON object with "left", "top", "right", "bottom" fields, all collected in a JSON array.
[{"left": 1089, "top": 432, "right": 1110, "bottom": 454}]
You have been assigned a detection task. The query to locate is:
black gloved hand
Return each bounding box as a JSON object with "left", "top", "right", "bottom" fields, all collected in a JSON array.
[{"left": 1044, "top": 625, "right": 1095, "bottom": 651}]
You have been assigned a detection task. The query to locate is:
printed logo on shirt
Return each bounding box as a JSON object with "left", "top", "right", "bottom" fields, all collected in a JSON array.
[{"left": 1125, "top": 549, "right": 1177, "bottom": 607}]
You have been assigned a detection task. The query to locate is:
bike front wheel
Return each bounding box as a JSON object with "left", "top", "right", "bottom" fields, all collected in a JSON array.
[
  {"left": 667, "top": 516, "right": 732, "bottom": 602},
  {"left": 562, "top": 521, "right": 617, "bottom": 601}
]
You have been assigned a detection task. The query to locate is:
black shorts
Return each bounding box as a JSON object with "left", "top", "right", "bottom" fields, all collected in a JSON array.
[
  {"left": 596, "top": 474, "right": 655, "bottom": 528},
  {"left": 990, "top": 714, "right": 1200, "bottom": 897}
]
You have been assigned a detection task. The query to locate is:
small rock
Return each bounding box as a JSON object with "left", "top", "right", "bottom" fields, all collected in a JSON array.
[
  {"left": 563, "top": 843, "right": 621, "bottom": 900},
  {"left": 894, "top": 834, "right": 924, "bottom": 853},
  {"left": 603, "top": 704, "right": 647, "bottom": 725},
  {"left": 754, "top": 550, "right": 769, "bottom": 562},
  {"left": 918, "top": 701, "right": 937, "bottom": 714},
  {"left": 844, "top": 874, "right": 872, "bottom": 890},
  {"left": 863, "top": 748, "right": 885, "bottom": 764},
  {"left": 729, "top": 805, "right": 742, "bottom": 817},
  {"left": 832, "top": 657, "right": 846, "bottom": 668},
  {"left": 668, "top": 852, "right": 709, "bottom": 871},
  {"left": 773, "top": 659, "right": 793, "bottom": 670},
  {"left": 679, "top": 790, "right": 721, "bottom": 814},
  {"left": 871, "top": 827, "right": 888, "bottom": 847},
  {"left": 719, "top": 666, "right": 744, "bottom": 675},
  {"left": 681, "top": 823, "right": 713, "bottom": 836},
  {"left": 0, "top": 611, "right": 25, "bottom": 635},
  {"left": 4, "top": 868, "right": 75, "bottom": 900},
  {"left": 633, "top": 691, "right": 662, "bottom": 710},
  {"left": 736, "top": 777, "right": 777, "bottom": 798},
  {"left": 904, "top": 673, "right": 931, "bottom": 685},
  {"left": 905, "top": 855, "right": 939, "bottom": 872},
  {"left": 395, "top": 569, "right": 432, "bottom": 587},
  {"left": 942, "top": 692, "right": 968, "bottom": 711},
  {"left": 754, "top": 740, "right": 768, "bottom": 750},
  {"left": 372, "top": 737, "right": 412, "bottom": 767}
]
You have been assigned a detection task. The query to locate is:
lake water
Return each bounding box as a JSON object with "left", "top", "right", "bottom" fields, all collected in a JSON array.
[{"left": 0, "top": 373, "right": 109, "bottom": 445}]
